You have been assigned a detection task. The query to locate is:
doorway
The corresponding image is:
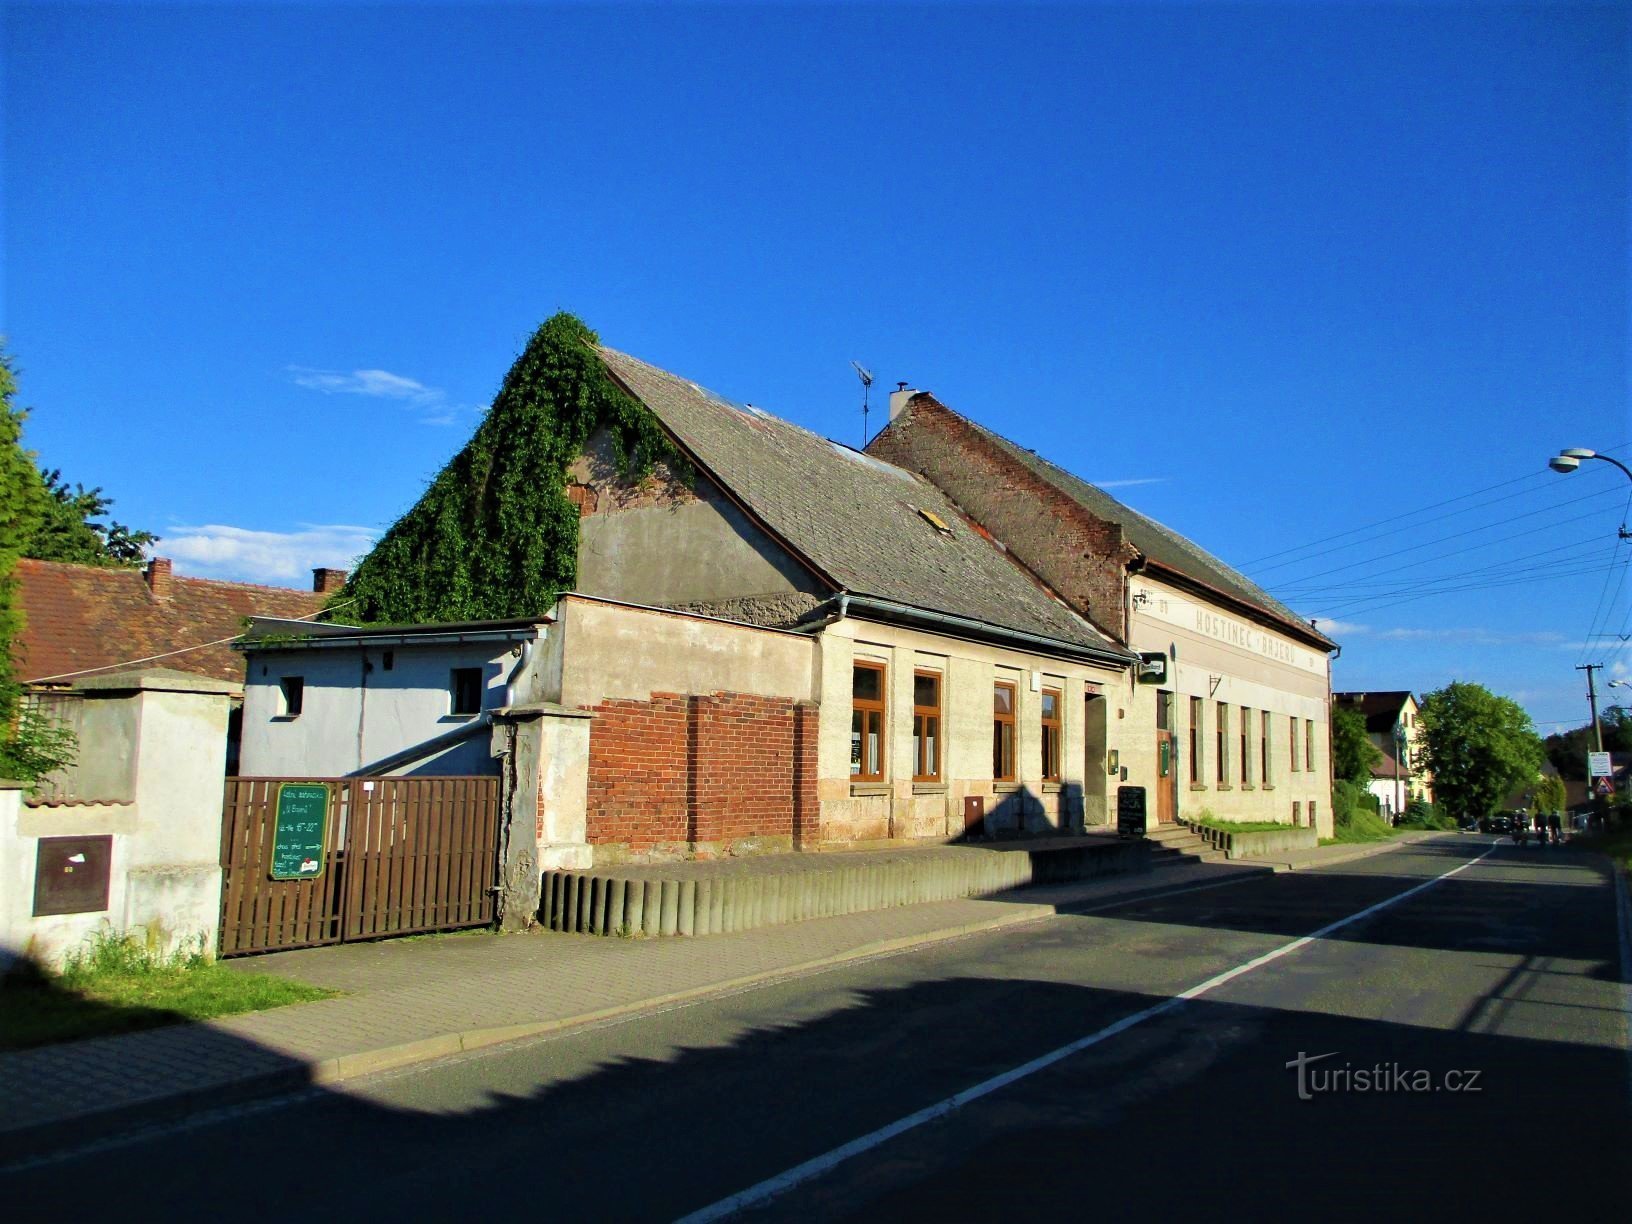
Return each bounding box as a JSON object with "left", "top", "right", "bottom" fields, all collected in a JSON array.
[{"left": 1155, "top": 689, "right": 1177, "bottom": 824}]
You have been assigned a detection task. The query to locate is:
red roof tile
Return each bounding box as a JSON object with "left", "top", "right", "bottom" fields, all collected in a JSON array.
[{"left": 11, "top": 558, "right": 327, "bottom": 686}]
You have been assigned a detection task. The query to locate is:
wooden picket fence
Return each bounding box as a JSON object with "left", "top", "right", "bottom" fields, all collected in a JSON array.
[{"left": 219, "top": 775, "right": 500, "bottom": 956}]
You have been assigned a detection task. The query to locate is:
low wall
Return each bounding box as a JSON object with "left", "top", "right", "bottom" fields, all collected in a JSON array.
[
  {"left": 540, "top": 836, "right": 1150, "bottom": 937},
  {"left": 0, "top": 669, "right": 236, "bottom": 972},
  {"left": 1186, "top": 820, "right": 1317, "bottom": 860}
]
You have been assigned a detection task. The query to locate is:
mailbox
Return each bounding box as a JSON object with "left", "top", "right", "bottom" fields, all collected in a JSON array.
[{"left": 34, "top": 835, "right": 114, "bottom": 917}]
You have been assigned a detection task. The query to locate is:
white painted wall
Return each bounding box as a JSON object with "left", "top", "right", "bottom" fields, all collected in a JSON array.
[{"left": 239, "top": 634, "right": 546, "bottom": 778}]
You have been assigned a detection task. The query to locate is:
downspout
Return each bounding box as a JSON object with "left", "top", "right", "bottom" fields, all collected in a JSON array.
[
  {"left": 357, "top": 652, "right": 370, "bottom": 773},
  {"left": 505, "top": 635, "right": 537, "bottom": 707}
]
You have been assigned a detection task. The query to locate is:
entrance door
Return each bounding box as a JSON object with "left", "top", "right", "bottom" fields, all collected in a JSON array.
[{"left": 1155, "top": 689, "right": 1177, "bottom": 824}]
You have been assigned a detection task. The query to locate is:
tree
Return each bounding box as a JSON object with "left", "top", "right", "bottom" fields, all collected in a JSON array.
[
  {"left": 1543, "top": 705, "right": 1632, "bottom": 780},
  {"left": 1331, "top": 705, "right": 1382, "bottom": 785},
  {"left": 1532, "top": 772, "right": 1566, "bottom": 816},
  {"left": 1417, "top": 682, "right": 1545, "bottom": 825},
  {"left": 0, "top": 349, "right": 76, "bottom": 781}
]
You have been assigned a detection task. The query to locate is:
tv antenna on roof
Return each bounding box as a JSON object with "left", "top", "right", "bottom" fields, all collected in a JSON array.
[{"left": 852, "top": 361, "right": 874, "bottom": 447}]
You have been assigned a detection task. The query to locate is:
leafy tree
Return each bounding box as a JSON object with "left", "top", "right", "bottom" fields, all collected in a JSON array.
[
  {"left": 1417, "top": 682, "right": 1545, "bottom": 825},
  {"left": 0, "top": 349, "right": 76, "bottom": 781},
  {"left": 1544, "top": 705, "right": 1632, "bottom": 780},
  {"left": 1532, "top": 772, "right": 1566, "bottom": 816},
  {"left": 24, "top": 468, "right": 157, "bottom": 565},
  {"left": 1331, "top": 705, "right": 1382, "bottom": 785}
]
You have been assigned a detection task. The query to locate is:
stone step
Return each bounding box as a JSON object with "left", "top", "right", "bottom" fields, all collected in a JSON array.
[{"left": 540, "top": 836, "right": 1152, "bottom": 938}]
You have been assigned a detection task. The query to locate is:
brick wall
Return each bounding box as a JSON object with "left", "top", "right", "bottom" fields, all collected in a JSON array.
[
  {"left": 867, "top": 396, "right": 1134, "bottom": 641},
  {"left": 583, "top": 690, "right": 818, "bottom": 854}
]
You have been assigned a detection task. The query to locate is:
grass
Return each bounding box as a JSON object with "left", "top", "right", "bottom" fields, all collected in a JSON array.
[
  {"left": 0, "top": 932, "right": 336, "bottom": 1052},
  {"left": 1323, "top": 806, "right": 1397, "bottom": 846},
  {"left": 1187, "top": 814, "right": 1296, "bottom": 834},
  {"left": 1571, "top": 822, "right": 1632, "bottom": 875}
]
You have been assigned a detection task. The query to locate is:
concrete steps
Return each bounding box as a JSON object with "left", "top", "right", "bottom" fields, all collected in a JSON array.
[
  {"left": 1144, "top": 823, "right": 1231, "bottom": 867},
  {"left": 540, "top": 835, "right": 1151, "bottom": 937}
]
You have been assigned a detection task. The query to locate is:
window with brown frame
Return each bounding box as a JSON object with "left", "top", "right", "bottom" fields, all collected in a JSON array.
[
  {"left": 1189, "top": 696, "right": 1203, "bottom": 784},
  {"left": 993, "top": 681, "right": 1017, "bottom": 781},
  {"left": 1240, "top": 705, "right": 1251, "bottom": 785},
  {"left": 1261, "top": 710, "right": 1272, "bottom": 785},
  {"left": 1289, "top": 714, "right": 1300, "bottom": 772},
  {"left": 1306, "top": 719, "right": 1315, "bottom": 774},
  {"left": 912, "top": 671, "right": 942, "bottom": 782},
  {"left": 1216, "top": 702, "right": 1229, "bottom": 783},
  {"left": 1041, "top": 687, "right": 1062, "bottom": 782},
  {"left": 851, "top": 663, "right": 886, "bottom": 781}
]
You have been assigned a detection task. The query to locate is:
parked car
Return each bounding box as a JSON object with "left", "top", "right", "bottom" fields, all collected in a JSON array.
[{"left": 1479, "top": 812, "right": 1517, "bottom": 835}]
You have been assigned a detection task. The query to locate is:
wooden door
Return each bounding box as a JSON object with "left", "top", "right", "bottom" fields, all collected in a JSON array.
[{"left": 1155, "top": 690, "right": 1177, "bottom": 824}]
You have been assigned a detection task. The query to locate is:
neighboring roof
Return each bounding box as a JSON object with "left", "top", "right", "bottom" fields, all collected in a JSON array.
[
  {"left": 598, "top": 347, "right": 1130, "bottom": 662},
  {"left": 1335, "top": 691, "right": 1417, "bottom": 734},
  {"left": 887, "top": 398, "right": 1334, "bottom": 650},
  {"left": 238, "top": 615, "right": 548, "bottom": 653},
  {"left": 12, "top": 558, "right": 327, "bottom": 685}
]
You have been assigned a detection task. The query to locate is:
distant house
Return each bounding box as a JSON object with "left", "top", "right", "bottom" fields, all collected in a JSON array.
[
  {"left": 11, "top": 557, "right": 341, "bottom": 771},
  {"left": 1332, "top": 691, "right": 1433, "bottom": 818}
]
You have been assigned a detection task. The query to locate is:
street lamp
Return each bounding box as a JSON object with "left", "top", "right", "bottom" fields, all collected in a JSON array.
[{"left": 1549, "top": 449, "right": 1632, "bottom": 541}]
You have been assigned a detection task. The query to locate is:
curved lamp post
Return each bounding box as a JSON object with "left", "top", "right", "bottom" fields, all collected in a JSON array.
[{"left": 1549, "top": 449, "right": 1632, "bottom": 541}]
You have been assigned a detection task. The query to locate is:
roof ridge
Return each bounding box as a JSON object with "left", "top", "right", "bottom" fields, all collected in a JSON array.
[{"left": 18, "top": 556, "right": 324, "bottom": 599}]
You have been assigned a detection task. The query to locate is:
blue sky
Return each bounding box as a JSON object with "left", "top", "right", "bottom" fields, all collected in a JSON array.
[{"left": 4, "top": 1, "right": 1627, "bottom": 733}]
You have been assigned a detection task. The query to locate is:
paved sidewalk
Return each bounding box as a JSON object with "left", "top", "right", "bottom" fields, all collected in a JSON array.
[{"left": 0, "top": 835, "right": 1429, "bottom": 1161}]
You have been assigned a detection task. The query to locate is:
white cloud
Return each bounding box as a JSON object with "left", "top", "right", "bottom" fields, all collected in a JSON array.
[
  {"left": 1311, "top": 618, "right": 1369, "bottom": 636},
  {"left": 288, "top": 365, "right": 482, "bottom": 426},
  {"left": 163, "top": 523, "right": 376, "bottom": 585},
  {"left": 1092, "top": 477, "right": 1169, "bottom": 490},
  {"left": 1373, "top": 627, "right": 1568, "bottom": 647}
]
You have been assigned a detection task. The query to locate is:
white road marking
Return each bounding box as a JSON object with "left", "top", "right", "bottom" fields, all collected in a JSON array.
[{"left": 676, "top": 843, "right": 1497, "bottom": 1223}]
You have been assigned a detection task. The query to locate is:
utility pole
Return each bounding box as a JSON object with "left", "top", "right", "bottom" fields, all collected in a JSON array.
[{"left": 1577, "top": 663, "right": 1605, "bottom": 753}]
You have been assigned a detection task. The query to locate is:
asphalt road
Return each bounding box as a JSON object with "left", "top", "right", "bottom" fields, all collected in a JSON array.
[{"left": 5, "top": 836, "right": 1628, "bottom": 1221}]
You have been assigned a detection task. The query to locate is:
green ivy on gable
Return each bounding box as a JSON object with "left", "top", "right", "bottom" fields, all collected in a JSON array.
[{"left": 339, "top": 313, "right": 689, "bottom": 624}]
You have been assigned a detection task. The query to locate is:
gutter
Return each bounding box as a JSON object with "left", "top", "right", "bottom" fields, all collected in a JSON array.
[
  {"left": 840, "top": 595, "right": 1136, "bottom": 669},
  {"left": 238, "top": 627, "right": 542, "bottom": 654}
]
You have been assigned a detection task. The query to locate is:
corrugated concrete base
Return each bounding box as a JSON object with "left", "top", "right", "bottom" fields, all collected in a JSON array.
[{"left": 540, "top": 836, "right": 1151, "bottom": 936}]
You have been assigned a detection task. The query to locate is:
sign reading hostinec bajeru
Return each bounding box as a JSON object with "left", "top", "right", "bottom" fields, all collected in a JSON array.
[
  {"left": 1129, "top": 584, "right": 1324, "bottom": 674},
  {"left": 270, "top": 782, "right": 331, "bottom": 880}
]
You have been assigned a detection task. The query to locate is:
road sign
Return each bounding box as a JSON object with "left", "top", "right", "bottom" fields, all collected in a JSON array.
[
  {"left": 270, "top": 782, "right": 331, "bottom": 880},
  {"left": 1588, "top": 751, "right": 1612, "bottom": 778},
  {"left": 1595, "top": 777, "right": 1613, "bottom": 797}
]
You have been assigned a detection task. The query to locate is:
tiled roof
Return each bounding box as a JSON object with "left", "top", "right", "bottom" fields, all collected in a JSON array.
[
  {"left": 11, "top": 559, "right": 327, "bottom": 686},
  {"left": 1335, "top": 691, "right": 1416, "bottom": 734},
  {"left": 911, "top": 403, "right": 1334, "bottom": 649},
  {"left": 598, "top": 348, "right": 1128, "bottom": 659}
]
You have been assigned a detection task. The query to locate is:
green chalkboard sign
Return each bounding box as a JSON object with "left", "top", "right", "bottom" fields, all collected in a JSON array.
[{"left": 270, "top": 782, "right": 331, "bottom": 880}]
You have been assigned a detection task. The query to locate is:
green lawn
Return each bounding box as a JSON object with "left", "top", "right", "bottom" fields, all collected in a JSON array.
[
  {"left": 1188, "top": 815, "right": 1295, "bottom": 834},
  {"left": 1, "top": 934, "right": 335, "bottom": 1052}
]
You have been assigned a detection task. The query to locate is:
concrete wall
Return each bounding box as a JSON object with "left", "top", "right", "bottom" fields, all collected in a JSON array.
[
  {"left": 0, "top": 670, "right": 236, "bottom": 971},
  {"left": 570, "top": 430, "right": 825, "bottom": 625},
  {"left": 1128, "top": 577, "right": 1334, "bottom": 837},
  {"left": 814, "top": 616, "right": 1125, "bottom": 847},
  {"left": 240, "top": 636, "right": 542, "bottom": 777}
]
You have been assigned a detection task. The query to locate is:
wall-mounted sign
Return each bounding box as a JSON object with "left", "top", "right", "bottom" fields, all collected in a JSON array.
[
  {"left": 1136, "top": 652, "right": 1168, "bottom": 685},
  {"left": 270, "top": 782, "right": 331, "bottom": 880}
]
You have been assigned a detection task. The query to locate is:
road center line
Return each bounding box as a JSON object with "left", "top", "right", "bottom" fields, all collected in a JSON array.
[{"left": 676, "top": 843, "right": 1497, "bottom": 1224}]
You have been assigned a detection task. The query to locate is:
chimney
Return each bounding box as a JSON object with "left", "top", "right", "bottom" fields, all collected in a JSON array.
[
  {"left": 144, "top": 557, "right": 174, "bottom": 600},
  {"left": 312, "top": 567, "right": 349, "bottom": 594},
  {"left": 889, "top": 382, "right": 920, "bottom": 422}
]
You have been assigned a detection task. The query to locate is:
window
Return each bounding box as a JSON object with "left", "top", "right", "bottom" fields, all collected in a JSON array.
[
  {"left": 993, "top": 681, "right": 1017, "bottom": 781},
  {"left": 1189, "top": 697, "right": 1203, "bottom": 784},
  {"left": 852, "top": 663, "right": 886, "bottom": 781},
  {"left": 1240, "top": 705, "right": 1251, "bottom": 785},
  {"left": 912, "top": 671, "right": 942, "bottom": 782},
  {"left": 1290, "top": 715, "right": 1300, "bottom": 772},
  {"left": 1292, "top": 800, "right": 1302, "bottom": 826},
  {"left": 1041, "top": 687, "right": 1062, "bottom": 782},
  {"left": 1261, "top": 711, "right": 1272, "bottom": 785},
  {"left": 382, "top": 650, "right": 395, "bottom": 672},
  {"left": 1216, "top": 702, "right": 1229, "bottom": 783},
  {"left": 451, "top": 667, "right": 484, "bottom": 716},
  {"left": 1306, "top": 719, "right": 1315, "bottom": 774},
  {"left": 1309, "top": 800, "right": 1318, "bottom": 829},
  {"left": 278, "top": 676, "right": 304, "bottom": 718}
]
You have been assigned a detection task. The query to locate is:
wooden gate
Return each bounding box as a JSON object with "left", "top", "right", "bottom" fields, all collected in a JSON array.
[{"left": 219, "top": 776, "right": 501, "bottom": 956}]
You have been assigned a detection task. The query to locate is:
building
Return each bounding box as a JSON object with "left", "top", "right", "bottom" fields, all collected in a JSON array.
[
  {"left": 240, "top": 340, "right": 1342, "bottom": 861},
  {"left": 867, "top": 388, "right": 1339, "bottom": 835},
  {"left": 1332, "top": 690, "right": 1433, "bottom": 819}
]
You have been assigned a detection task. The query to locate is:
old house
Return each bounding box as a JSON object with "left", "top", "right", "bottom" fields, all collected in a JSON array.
[
  {"left": 1333, "top": 690, "right": 1434, "bottom": 819},
  {"left": 867, "top": 388, "right": 1339, "bottom": 835}
]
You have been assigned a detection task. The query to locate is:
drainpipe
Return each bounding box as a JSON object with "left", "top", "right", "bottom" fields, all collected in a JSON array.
[{"left": 505, "top": 635, "right": 537, "bottom": 707}]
